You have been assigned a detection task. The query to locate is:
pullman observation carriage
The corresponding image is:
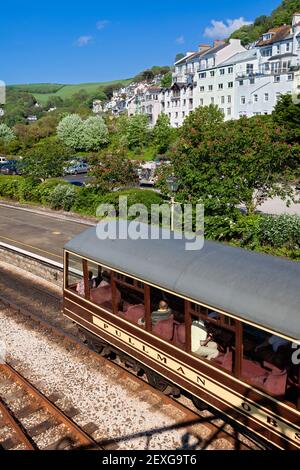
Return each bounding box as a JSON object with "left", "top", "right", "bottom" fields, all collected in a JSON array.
[{"left": 63, "top": 222, "right": 300, "bottom": 449}]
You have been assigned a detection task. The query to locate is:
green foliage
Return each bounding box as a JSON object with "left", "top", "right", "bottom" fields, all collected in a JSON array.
[
  {"left": 57, "top": 114, "right": 109, "bottom": 151},
  {"left": 92, "top": 150, "right": 138, "bottom": 192},
  {"left": 0, "top": 176, "right": 20, "bottom": 199},
  {"left": 36, "top": 178, "right": 69, "bottom": 204},
  {"left": 174, "top": 109, "right": 299, "bottom": 214},
  {"left": 133, "top": 66, "right": 170, "bottom": 83},
  {"left": 46, "top": 184, "right": 79, "bottom": 211},
  {"left": 98, "top": 189, "right": 163, "bottom": 219},
  {"left": 258, "top": 214, "right": 300, "bottom": 248},
  {"left": 175, "top": 53, "right": 185, "bottom": 62},
  {"left": 126, "top": 114, "right": 150, "bottom": 149},
  {"left": 160, "top": 72, "right": 172, "bottom": 88},
  {"left": 230, "top": 0, "right": 300, "bottom": 45},
  {"left": 10, "top": 84, "right": 65, "bottom": 94},
  {"left": 0, "top": 123, "right": 15, "bottom": 145},
  {"left": 152, "top": 113, "right": 176, "bottom": 154},
  {"left": 71, "top": 186, "right": 105, "bottom": 216},
  {"left": 23, "top": 139, "right": 71, "bottom": 181},
  {"left": 272, "top": 94, "right": 300, "bottom": 143}
]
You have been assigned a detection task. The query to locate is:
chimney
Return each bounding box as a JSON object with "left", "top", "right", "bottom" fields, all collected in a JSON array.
[
  {"left": 213, "top": 39, "right": 226, "bottom": 48},
  {"left": 292, "top": 13, "right": 300, "bottom": 26},
  {"left": 198, "top": 44, "right": 210, "bottom": 52}
]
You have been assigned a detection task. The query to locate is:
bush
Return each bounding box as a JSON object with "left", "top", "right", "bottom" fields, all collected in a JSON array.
[
  {"left": 98, "top": 189, "right": 163, "bottom": 219},
  {"left": 71, "top": 186, "right": 105, "bottom": 216},
  {"left": 36, "top": 179, "right": 68, "bottom": 205},
  {"left": 258, "top": 214, "right": 300, "bottom": 249},
  {"left": 0, "top": 176, "right": 21, "bottom": 199},
  {"left": 47, "top": 184, "right": 79, "bottom": 211},
  {"left": 17, "top": 177, "right": 40, "bottom": 203}
]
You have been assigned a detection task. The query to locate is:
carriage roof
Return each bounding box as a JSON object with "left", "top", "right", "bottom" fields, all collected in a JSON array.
[{"left": 65, "top": 222, "right": 300, "bottom": 340}]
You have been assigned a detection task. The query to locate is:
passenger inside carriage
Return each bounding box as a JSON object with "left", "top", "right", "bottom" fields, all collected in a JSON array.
[
  {"left": 191, "top": 319, "right": 219, "bottom": 360},
  {"left": 90, "top": 271, "right": 121, "bottom": 308}
]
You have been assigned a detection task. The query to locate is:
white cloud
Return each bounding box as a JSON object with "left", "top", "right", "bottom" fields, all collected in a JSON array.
[
  {"left": 176, "top": 35, "right": 185, "bottom": 45},
  {"left": 75, "top": 35, "right": 93, "bottom": 47},
  {"left": 96, "top": 20, "right": 110, "bottom": 30},
  {"left": 204, "top": 17, "right": 252, "bottom": 39}
]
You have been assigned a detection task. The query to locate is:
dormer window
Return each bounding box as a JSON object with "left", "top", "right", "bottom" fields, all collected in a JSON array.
[{"left": 263, "top": 32, "right": 274, "bottom": 41}]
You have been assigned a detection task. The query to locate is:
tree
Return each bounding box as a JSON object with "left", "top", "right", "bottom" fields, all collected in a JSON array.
[
  {"left": 22, "top": 139, "right": 71, "bottom": 181},
  {"left": 0, "top": 123, "right": 15, "bottom": 145},
  {"left": 160, "top": 72, "right": 172, "bottom": 88},
  {"left": 175, "top": 53, "right": 185, "bottom": 62},
  {"left": 81, "top": 116, "right": 109, "bottom": 151},
  {"left": 173, "top": 110, "right": 300, "bottom": 214},
  {"left": 91, "top": 150, "right": 138, "bottom": 192},
  {"left": 272, "top": 94, "right": 300, "bottom": 143},
  {"left": 126, "top": 114, "right": 150, "bottom": 149},
  {"left": 57, "top": 114, "right": 84, "bottom": 150},
  {"left": 153, "top": 114, "right": 175, "bottom": 153},
  {"left": 57, "top": 114, "right": 109, "bottom": 151}
]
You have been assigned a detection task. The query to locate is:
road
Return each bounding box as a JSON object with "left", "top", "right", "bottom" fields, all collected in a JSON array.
[{"left": 0, "top": 205, "right": 90, "bottom": 262}]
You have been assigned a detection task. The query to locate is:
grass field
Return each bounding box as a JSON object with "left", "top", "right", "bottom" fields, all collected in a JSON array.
[{"left": 10, "top": 79, "right": 132, "bottom": 104}]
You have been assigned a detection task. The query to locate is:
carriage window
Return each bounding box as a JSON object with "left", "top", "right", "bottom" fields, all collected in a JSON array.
[
  {"left": 149, "top": 287, "right": 185, "bottom": 345},
  {"left": 87, "top": 262, "right": 113, "bottom": 312},
  {"left": 67, "top": 253, "right": 84, "bottom": 295},
  {"left": 190, "top": 314, "right": 235, "bottom": 373},
  {"left": 241, "top": 324, "right": 298, "bottom": 405},
  {"left": 114, "top": 274, "right": 145, "bottom": 325}
]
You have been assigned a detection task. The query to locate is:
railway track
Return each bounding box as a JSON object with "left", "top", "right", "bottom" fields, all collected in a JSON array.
[
  {"left": 0, "top": 363, "right": 100, "bottom": 450},
  {"left": 0, "top": 245, "right": 265, "bottom": 450}
]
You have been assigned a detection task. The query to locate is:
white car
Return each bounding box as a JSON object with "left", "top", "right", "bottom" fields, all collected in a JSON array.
[{"left": 0, "top": 156, "right": 8, "bottom": 164}]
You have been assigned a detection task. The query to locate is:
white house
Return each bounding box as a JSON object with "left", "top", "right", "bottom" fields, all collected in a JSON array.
[{"left": 235, "top": 14, "right": 300, "bottom": 118}]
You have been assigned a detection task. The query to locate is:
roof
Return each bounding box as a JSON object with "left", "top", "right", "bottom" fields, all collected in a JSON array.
[
  {"left": 269, "top": 53, "right": 298, "bottom": 60},
  {"left": 257, "top": 25, "right": 291, "bottom": 46},
  {"left": 219, "top": 49, "right": 257, "bottom": 67},
  {"left": 65, "top": 223, "right": 300, "bottom": 341}
]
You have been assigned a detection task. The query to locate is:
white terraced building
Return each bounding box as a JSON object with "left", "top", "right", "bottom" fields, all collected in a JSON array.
[{"left": 159, "top": 13, "right": 300, "bottom": 126}]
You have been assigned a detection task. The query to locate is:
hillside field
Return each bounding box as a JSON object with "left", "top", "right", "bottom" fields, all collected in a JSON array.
[{"left": 9, "top": 79, "right": 132, "bottom": 104}]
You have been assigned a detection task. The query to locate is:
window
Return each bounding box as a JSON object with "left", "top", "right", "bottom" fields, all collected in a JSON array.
[
  {"left": 276, "top": 44, "right": 280, "bottom": 55},
  {"left": 228, "top": 82, "right": 233, "bottom": 88},
  {"left": 227, "top": 95, "right": 231, "bottom": 104},
  {"left": 286, "top": 42, "right": 290, "bottom": 52},
  {"left": 175, "top": 112, "right": 178, "bottom": 118},
  {"left": 188, "top": 302, "right": 236, "bottom": 373},
  {"left": 227, "top": 107, "right": 231, "bottom": 116},
  {"left": 220, "top": 69, "right": 225, "bottom": 75},
  {"left": 262, "top": 48, "right": 272, "bottom": 57},
  {"left": 219, "top": 108, "right": 224, "bottom": 115},
  {"left": 150, "top": 286, "right": 184, "bottom": 343},
  {"left": 239, "top": 80, "right": 244, "bottom": 86},
  {"left": 200, "top": 86, "right": 205, "bottom": 92},
  {"left": 200, "top": 98, "right": 204, "bottom": 106},
  {"left": 246, "top": 63, "right": 254, "bottom": 75},
  {"left": 253, "top": 94, "right": 258, "bottom": 102},
  {"left": 288, "top": 74, "right": 293, "bottom": 81},
  {"left": 182, "top": 111, "right": 185, "bottom": 118},
  {"left": 221, "top": 96, "right": 225, "bottom": 104},
  {"left": 211, "top": 97, "right": 215, "bottom": 104},
  {"left": 241, "top": 323, "right": 299, "bottom": 406},
  {"left": 250, "top": 78, "right": 255, "bottom": 85},
  {"left": 264, "top": 93, "right": 269, "bottom": 102},
  {"left": 199, "top": 72, "right": 206, "bottom": 79},
  {"left": 210, "top": 71, "right": 215, "bottom": 77},
  {"left": 241, "top": 96, "right": 246, "bottom": 105},
  {"left": 218, "top": 83, "right": 223, "bottom": 90},
  {"left": 275, "top": 75, "right": 280, "bottom": 83},
  {"left": 228, "top": 67, "right": 233, "bottom": 74},
  {"left": 66, "top": 253, "right": 84, "bottom": 294},
  {"left": 209, "top": 85, "right": 213, "bottom": 91}
]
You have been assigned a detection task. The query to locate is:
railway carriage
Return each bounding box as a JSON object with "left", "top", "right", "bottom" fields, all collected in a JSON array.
[{"left": 63, "top": 222, "right": 300, "bottom": 450}]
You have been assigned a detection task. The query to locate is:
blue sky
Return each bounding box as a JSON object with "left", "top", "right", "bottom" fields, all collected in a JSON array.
[{"left": 0, "top": 0, "right": 281, "bottom": 84}]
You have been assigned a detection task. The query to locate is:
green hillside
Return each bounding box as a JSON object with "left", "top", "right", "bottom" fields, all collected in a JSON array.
[
  {"left": 9, "top": 79, "right": 132, "bottom": 104},
  {"left": 230, "top": 0, "right": 300, "bottom": 45}
]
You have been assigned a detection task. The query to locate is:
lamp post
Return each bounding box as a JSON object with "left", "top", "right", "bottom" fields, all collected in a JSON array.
[{"left": 166, "top": 175, "right": 180, "bottom": 232}]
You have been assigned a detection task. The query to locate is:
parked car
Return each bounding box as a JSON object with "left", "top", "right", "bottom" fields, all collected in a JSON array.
[
  {"left": 0, "top": 160, "right": 20, "bottom": 175},
  {"left": 64, "top": 162, "right": 89, "bottom": 175}
]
